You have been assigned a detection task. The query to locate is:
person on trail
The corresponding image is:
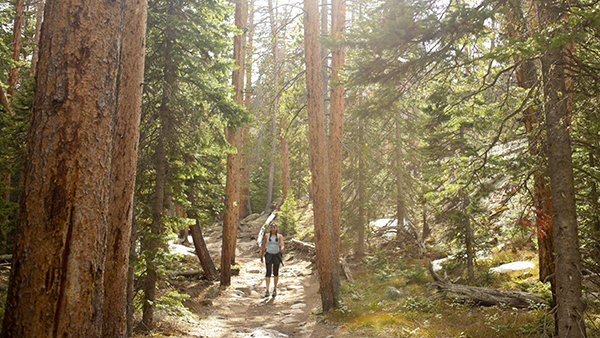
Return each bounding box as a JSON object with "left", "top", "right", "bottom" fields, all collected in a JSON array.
[{"left": 260, "top": 222, "right": 284, "bottom": 297}]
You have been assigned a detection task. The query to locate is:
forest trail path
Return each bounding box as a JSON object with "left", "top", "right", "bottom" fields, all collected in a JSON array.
[{"left": 174, "top": 234, "right": 341, "bottom": 338}]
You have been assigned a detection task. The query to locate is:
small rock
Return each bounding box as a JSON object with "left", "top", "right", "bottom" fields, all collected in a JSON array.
[
  {"left": 384, "top": 286, "right": 401, "bottom": 300},
  {"left": 248, "top": 327, "right": 289, "bottom": 337},
  {"left": 281, "top": 317, "right": 299, "bottom": 324},
  {"left": 291, "top": 303, "right": 306, "bottom": 309}
]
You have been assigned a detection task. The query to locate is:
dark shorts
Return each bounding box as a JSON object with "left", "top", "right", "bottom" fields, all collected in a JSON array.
[{"left": 264, "top": 252, "right": 282, "bottom": 277}]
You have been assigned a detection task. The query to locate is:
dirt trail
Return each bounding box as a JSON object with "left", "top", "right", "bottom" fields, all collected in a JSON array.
[{"left": 169, "top": 235, "right": 341, "bottom": 338}]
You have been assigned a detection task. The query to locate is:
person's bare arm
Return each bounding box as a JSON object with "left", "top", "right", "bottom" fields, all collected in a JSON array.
[
  {"left": 279, "top": 234, "right": 285, "bottom": 253},
  {"left": 260, "top": 234, "right": 268, "bottom": 261}
]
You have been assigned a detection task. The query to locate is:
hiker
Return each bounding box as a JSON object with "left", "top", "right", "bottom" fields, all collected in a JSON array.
[{"left": 260, "top": 222, "right": 285, "bottom": 297}]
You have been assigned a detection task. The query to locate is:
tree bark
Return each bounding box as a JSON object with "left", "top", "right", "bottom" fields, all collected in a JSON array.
[
  {"left": 304, "top": 0, "right": 340, "bottom": 312},
  {"left": 281, "top": 120, "right": 290, "bottom": 201},
  {"left": 239, "top": 0, "right": 255, "bottom": 219},
  {"left": 222, "top": 0, "right": 247, "bottom": 284},
  {"left": 126, "top": 210, "right": 138, "bottom": 338},
  {"left": 190, "top": 219, "right": 219, "bottom": 281},
  {"left": 222, "top": 127, "right": 240, "bottom": 286},
  {"left": 1, "top": 0, "right": 25, "bottom": 214},
  {"left": 265, "top": 0, "right": 279, "bottom": 213},
  {"left": 142, "top": 1, "right": 176, "bottom": 326},
  {"left": 30, "top": 0, "right": 46, "bottom": 77},
  {"left": 0, "top": 1, "right": 124, "bottom": 336},
  {"left": 103, "top": 0, "right": 147, "bottom": 336},
  {"left": 465, "top": 216, "right": 475, "bottom": 284},
  {"left": 538, "top": 0, "right": 586, "bottom": 336},
  {"left": 394, "top": 116, "right": 406, "bottom": 244},
  {"left": 231, "top": 0, "right": 247, "bottom": 265},
  {"left": 7, "top": 0, "right": 24, "bottom": 97},
  {"left": 505, "top": 0, "right": 556, "bottom": 303},
  {"left": 356, "top": 120, "right": 365, "bottom": 258},
  {"left": 329, "top": 0, "right": 345, "bottom": 259}
]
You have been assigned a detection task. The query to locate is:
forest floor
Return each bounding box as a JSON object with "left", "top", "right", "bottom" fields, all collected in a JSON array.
[{"left": 135, "top": 215, "right": 346, "bottom": 338}]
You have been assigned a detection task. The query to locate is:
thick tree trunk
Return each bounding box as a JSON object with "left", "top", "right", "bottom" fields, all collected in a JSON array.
[
  {"left": 304, "top": 0, "right": 340, "bottom": 312},
  {"left": 222, "top": 127, "right": 241, "bottom": 285},
  {"left": 0, "top": 1, "right": 124, "bottom": 336},
  {"left": 103, "top": 0, "right": 147, "bottom": 336},
  {"left": 329, "top": 0, "right": 345, "bottom": 259},
  {"left": 506, "top": 0, "right": 556, "bottom": 303},
  {"left": 539, "top": 1, "right": 586, "bottom": 336},
  {"left": 239, "top": 0, "right": 255, "bottom": 219},
  {"left": 264, "top": 0, "right": 279, "bottom": 213},
  {"left": 231, "top": 0, "right": 247, "bottom": 265},
  {"left": 222, "top": 0, "right": 247, "bottom": 282}
]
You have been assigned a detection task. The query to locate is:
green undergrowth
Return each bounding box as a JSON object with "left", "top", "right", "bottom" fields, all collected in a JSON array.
[{"left": 330, "top": 246, "right": 553, "bottom": 338}]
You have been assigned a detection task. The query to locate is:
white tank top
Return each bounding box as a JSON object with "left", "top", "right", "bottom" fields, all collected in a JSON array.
[{"left": 266, "top": 235, "right": 280, "bottom": 254}]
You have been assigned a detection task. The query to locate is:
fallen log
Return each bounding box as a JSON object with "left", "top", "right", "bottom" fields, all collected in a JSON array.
[
  {"left": 171, "top": 269, "right": 204, "bottom": 278},
  {"left": 427, "top": 259, "right": 545, "bottom": 309},
  {"left": 0, "top": 254, "right": 12, "bottom": 262},
  {"left": 290, "top": 239, "right": 315, "bottom": 252},
  {"left": 429, "top": 281, "right": 545, "bottom": 308},
  {"left": 340, "top": 258, "right": 354, "bottom": 283}
]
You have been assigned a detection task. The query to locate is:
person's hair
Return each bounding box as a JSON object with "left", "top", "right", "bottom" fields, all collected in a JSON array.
[{"left": 268, "top": 222, "right": 278, "bottom": 242}]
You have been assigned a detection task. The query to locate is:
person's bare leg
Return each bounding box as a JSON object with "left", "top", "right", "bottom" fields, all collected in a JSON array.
[
  {"left": 273, "top": 276, "right": 279, "bottom": 296},
  {"left": 265, "top": 277, "right": 271, "bottom": 296}
]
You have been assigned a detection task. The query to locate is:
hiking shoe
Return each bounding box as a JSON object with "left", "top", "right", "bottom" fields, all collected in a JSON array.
[
  {"left": 264, "top": 290, "right": 270, "bottom": 298},
  {"left": 272, "top": 289, "right": 277, "bottom": 297}
]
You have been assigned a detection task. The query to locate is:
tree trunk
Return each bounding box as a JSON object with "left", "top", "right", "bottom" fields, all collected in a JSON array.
[
  {"left": 239, "top": 0, "right": 255, "bottom": 219},
  {"left": 30, "top": 0, "right": 46, "bottom": 77},
  {"left": 265, "top": 0, "right": 279, "bottom": 213},
  {"left": 222, "top": 0, "right": 247, "bottom": 283},
  {"left": 190, "top": 219, "right": 219, "bottom": 281},
  {"left": 126, "top": 209, "right": 138, "bottom": 338},
  {"left": 538, "top": 1, "right": 586, "bottom": 336},
  {"left": 281, "top": 120, "right": 290, "bottom": 201},
  {"left": 231, "top": 0, "right": 247, "bottom": 265},
  {"left": 356, "top": 120, "right": 365, "bottom": 258},
  {"left": 505, "top": 0, "right": 556, "bottom": 304},
  {"left": 103, "top": 0, "right": 147, "bottom": 335},
  {"left": 221, "top": 128, "right": 237, "bottom": 286},
  {"left": 320, "top": 0, "right": 328, "bottom": 110},
  {"left": 1, "top": 0, "right": 25, "bottom": 215},
  {"left": 7, "top": 0, "right": 24, "bottom": 97},
  {"left": 591, "top": 152, "right": 600, "bottom": 233},
  {"left": 0, "top": 1, "right": 124, "bottom": 336},
  {"left": 142, "top": 123, "right": 167, "bottom": 330},
  {"left": 304, "top": 0, "right": 340, "bottom": 312},
  {"left": 395, "top": 116, "right": 406, "bottom": 243},
  {"left": 465, "top": 216, "right": 475, "bottom": 284},
  {"left": 142, "top": 2, "right": 176, "bottom": 325},
  {"left": 329, "top": 0, "right": 345, "bottom": 259}
]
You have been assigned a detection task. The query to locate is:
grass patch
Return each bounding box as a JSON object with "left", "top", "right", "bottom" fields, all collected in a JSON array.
[{"left": 331, "top": 246, "right": 552, "bottom": 338}]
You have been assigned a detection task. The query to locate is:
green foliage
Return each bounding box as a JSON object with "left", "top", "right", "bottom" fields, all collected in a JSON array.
[
  {"left": 0, "top": 78, "right": 34, "bottom": 253},
  {"left": 278, "top": 191, "right": 299, "bottom": 237},
  {"left": 155, "top": 290, "right": 196, "bottom": 321}
]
